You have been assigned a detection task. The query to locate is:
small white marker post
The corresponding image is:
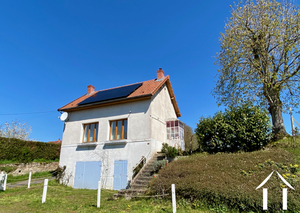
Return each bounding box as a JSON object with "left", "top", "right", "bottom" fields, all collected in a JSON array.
[
  {"left": 0, "top": 172, "right": 3, "bottom": 187},
  {"left": 283, "top": 188, "right": 287, "bottom": 210},
  {"left": 97, "top": 181, "right": 101, "bottom": 208},
  {"left": 42, "top": 179, "right": 48, "bottom": 204},
  {"left": 3, "top": 174, "right": 7, "bottom": 191},
  {"left": 263, "top": 188, "right": 268, "bottom": 210},
  {"left": 172, "top": 184, "right": 176, "bottom": 213},
  {"left": 28, "top": 172, "right": 32, "bottom": 189},
  {"left": 0, "top": 172, "right": 3, "bottom": 191}
]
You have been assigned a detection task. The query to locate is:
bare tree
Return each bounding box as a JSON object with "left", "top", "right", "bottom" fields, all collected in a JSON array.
[{"left": 0, "top": 120, "right": 32, "bottom": 140}]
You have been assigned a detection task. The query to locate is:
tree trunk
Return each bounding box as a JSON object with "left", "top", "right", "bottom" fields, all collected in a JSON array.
[
  {"left": 267, "top": 89, "right": 288, "bottom": 139},
  {"left": 268, "top": 104, "right": 287, "bottom": 136}
]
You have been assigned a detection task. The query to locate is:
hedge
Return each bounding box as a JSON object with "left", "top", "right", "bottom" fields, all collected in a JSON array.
[{"left": 0, "top": 137, "right": 60, "bottom": 163}]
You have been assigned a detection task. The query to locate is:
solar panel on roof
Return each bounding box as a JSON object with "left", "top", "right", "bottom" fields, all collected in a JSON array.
[{"left": 78, "top": 82, "right": 142, "bottom": 106}]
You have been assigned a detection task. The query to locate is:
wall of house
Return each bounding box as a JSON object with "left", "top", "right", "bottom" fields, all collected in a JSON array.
[
  {"left": 59, "top": 99, "right": 154, "bottom": 189},
  {"left": 149, "top": 84, "right": 178, "bottom": 152},
  {"left": 61, "top": 99, "right": 151, "bottom": 145},
  {"left": 59, "top": 84, "right": 178, "bottom": 189},
  {"left": 59, "top": 140, "right": 152, "bottom": 189}
]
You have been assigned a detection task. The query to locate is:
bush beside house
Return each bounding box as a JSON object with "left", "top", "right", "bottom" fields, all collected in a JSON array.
[{"left": 195, "top": 104, "right": 272, "bottom": 153}]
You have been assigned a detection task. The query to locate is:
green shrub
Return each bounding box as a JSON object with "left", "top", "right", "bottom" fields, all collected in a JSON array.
[
  {"left": 51, "top": 166, "right": 66, "bottom": 183},
  {"left": 149, "top": 149, "right": 300, "bottom": 212},
  {"left": 0, "top": 137, "right": 61, "bottom": 163},
  {"left": 153, "top": 160, "right": 168, "bottom": 173},
  {"left": 0, "top": 166, "right": 17, "bottom": 173},
  {"left": 195, "top": 104, "right": 271, "bottom": 153},
  {"left": 161, "top": 143, "right": 182, "bottom": 158}
]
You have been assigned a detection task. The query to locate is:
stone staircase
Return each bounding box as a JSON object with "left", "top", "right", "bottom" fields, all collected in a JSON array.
[{"left": 113, "top": 152, "right": 165, "bottom": 200}]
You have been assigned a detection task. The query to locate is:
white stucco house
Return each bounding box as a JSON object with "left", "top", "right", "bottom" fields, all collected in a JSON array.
[{"left": 58, "top": 68, "right": 184, "bottom": 190}]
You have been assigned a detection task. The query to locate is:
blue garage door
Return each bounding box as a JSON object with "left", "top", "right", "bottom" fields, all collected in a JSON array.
[
  {"left": 113, "top": 160, "right": 128, "bottom": 190},
  {"left": 74, "top": 161, "right": 101, "bottom": 189}
]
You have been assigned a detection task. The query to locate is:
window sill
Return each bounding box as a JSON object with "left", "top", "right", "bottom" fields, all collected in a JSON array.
[
  {"left": 104, "top": 139, "right": 129, "bottom": 145},
  {"left": 77, "top": 142, "right": 98, "bottom": 147}
]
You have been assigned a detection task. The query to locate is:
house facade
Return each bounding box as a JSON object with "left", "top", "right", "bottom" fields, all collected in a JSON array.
[{"left": 58, "top": 69, "right": 183, "bottom": 190}]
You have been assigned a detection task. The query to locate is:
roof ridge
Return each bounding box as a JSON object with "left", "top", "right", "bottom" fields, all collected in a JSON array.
[
  {"left": 151, "top": 76, "right": 169, "bottom": 95},
  {"left": 93, "top": 80, "right": 154, "bottom": 93}
]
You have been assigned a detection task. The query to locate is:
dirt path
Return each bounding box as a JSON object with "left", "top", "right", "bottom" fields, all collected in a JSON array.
[{"left": 6, "top": 177, "right": 55, "bottom": 188}]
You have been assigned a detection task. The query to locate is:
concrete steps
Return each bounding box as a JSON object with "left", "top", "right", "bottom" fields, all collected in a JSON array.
[
  {"left": 137, "top": 176, "right": 153, "bottom": 181},
  {"left": 113, "top": 189, "right": 148, "bottom": 199},
  {"left": 113, "top": 153, "right": 165, "bottom": 199},
  {"left": 130, "top": 183, "right": 148, "bottom": 189}
]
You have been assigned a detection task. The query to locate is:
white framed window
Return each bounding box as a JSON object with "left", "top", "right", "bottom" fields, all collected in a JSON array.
[{"left": 166, "top": 120, "right": 184, "bottom": 140}]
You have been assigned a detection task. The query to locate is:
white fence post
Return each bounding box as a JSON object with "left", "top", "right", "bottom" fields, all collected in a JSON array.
[
  {"left": 0, "top": 172, "right": 3, "bottom": 191},
  {"left": 172, "top": 184, "right": 176, "bottom": 213},
  {"left": 283, "top": 188, "right": 287, "bottom": 210},
  {"left": 263, "top": 188, "right": 268, "bottom": 210},
  {"left": 97, "top": 181, "right": 101, "bottom": 208},
  {"left": 3, "top": 174, "right": 7, "bottom": 191},
  {"left": 28, "top": 172, "right": 32, "bottom": 189},
  {"left": 42, "top": 179, "right": 48, "bottom": 203}
]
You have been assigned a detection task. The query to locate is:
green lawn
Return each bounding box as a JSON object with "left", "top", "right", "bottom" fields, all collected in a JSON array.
[
  {"left": 0, "top": 180, "right": 209, "bottom": 213},
  {"left": 0, "top": 158, "right": 59, "bottom": 165},
  {"left": 0, "top": 160, "right": 17, "bottom": 165}
]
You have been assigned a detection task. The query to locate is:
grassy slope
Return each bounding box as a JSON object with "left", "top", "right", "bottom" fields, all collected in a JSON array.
[
  {"left": 150, "top": 137, "right": 300, "bottom": 212},
  {"left": 0, "top": 180, "right": 209, "bottom": 213},
  {"left": 1, "top": 137, "right": 299, "bottom": 213}
]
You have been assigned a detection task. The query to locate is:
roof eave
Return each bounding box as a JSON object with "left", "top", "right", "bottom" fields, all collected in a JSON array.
[{"left": 153, "top": 76, "right": 181, "bottom": 118}]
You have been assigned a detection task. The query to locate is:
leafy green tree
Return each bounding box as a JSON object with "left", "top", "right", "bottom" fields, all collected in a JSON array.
[
  {"left": 183, "top": 123, "right": 198, "bottom": 153},
  {"left": 195, "top": 104, "right": 271, "bottom": 153},
  {"left": 214, "top": 0, "right": 300, "bottom": 137}
]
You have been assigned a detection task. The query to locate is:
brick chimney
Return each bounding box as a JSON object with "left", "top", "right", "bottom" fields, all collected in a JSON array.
[
  {"left": 157, "top": 68, "right": 164, "bottom": 80},
  {"left": 87, "top": 85, "right": 95, "bottom": 94}
]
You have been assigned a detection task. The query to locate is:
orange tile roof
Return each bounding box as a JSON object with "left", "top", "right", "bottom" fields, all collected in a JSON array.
[
  {"left": 48, "top": 139, "right": 62, "bottom": 144},
  {"left": 58, "top": 75, "right": 181, "bottom": 117}
]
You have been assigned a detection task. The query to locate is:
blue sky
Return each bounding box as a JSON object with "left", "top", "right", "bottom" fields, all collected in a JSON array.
[{"left": 0, "top": 0, "right": 298, "bottom": 142}]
